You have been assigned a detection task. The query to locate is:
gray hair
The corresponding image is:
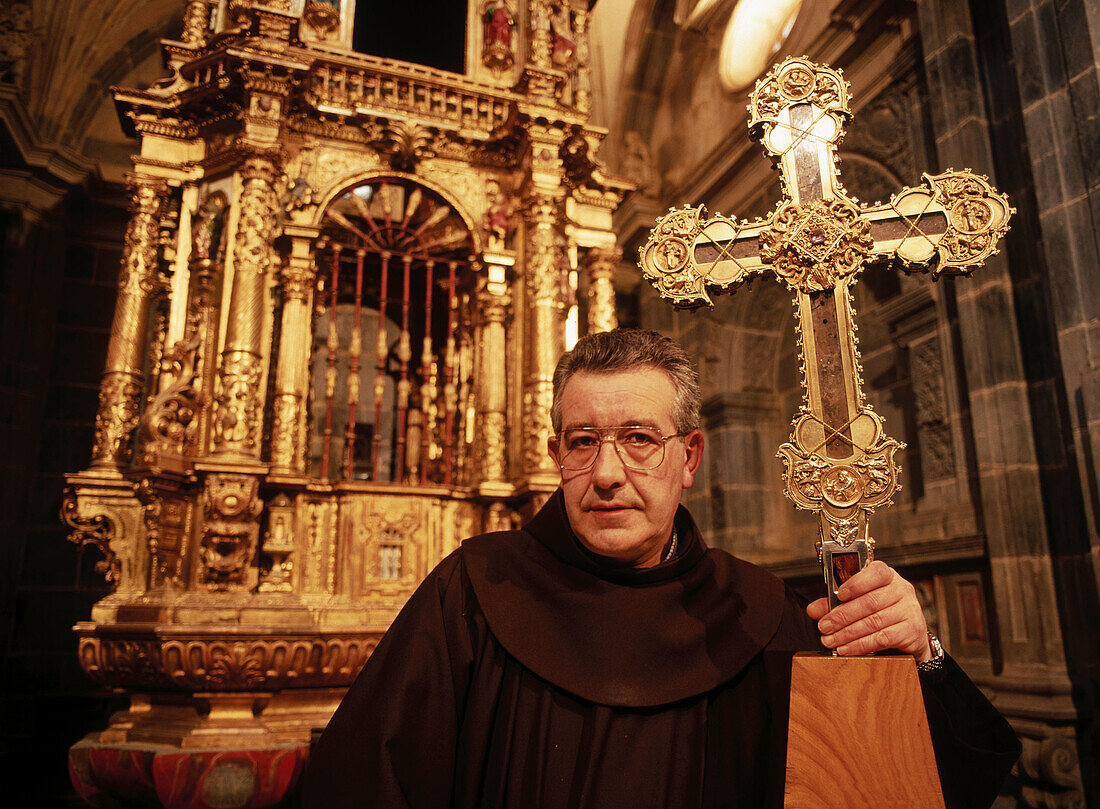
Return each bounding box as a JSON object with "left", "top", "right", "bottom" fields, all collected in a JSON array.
[{"left": 550, "top": 328, "right": 701, "bottom": 434}]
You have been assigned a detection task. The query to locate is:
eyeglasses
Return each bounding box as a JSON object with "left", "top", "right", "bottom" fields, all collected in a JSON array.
[{"left": 555, "top": 425, "right": 687, "bottom": 471}]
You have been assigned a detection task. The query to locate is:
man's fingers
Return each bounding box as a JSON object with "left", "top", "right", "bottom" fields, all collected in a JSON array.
[
  {"left": 830, "top": 619, "right": 927, "bottom": 657},
  {"left": 806, "top": 597, "right": 830, "bottom": 620},
  {"left": 816, "top": 585, "right": 904, "bottom": 635},
  {"left": 820, "top": 602, "right": 914, "bottom": 651},
  {"left": 834, "top": 559, "right": 893, "bottom": 601}
]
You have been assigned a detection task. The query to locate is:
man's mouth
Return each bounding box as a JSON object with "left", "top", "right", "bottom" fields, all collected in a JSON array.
[{"left": 587, "top": 504, "right": 636, "bottom": 513}]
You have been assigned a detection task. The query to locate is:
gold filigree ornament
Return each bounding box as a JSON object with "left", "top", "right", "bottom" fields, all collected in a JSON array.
[
  {"left": 140, "top": 335, "right": 204, "bottom": 460},
  {"left": 884, "top": 170, "right": 1013, "bottom": 273},
  {"left": 749, "top": 56, "right": 851, "bottom": 138},
  {"left": 759, "top": 198, "right": 874, "bottom": 293},
  {"left": 640, "top": 206, "right": 714, "bottom": 306},
  {"left": 777, "top": 405, "right": 903, "bottom": 512}
]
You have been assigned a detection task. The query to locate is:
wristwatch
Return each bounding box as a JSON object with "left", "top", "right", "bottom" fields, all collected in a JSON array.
[{"left": 916, "top": 631, "right": 945, "bottom": 675}]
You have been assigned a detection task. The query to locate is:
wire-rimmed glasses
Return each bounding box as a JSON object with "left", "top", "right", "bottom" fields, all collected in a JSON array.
[{"left": 555, "top": 425, "right": 687, "bottom": 471}]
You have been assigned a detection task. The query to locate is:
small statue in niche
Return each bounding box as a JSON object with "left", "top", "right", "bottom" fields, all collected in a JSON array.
[
  {"left": 482, "top": 1, "right": 515, "bottom": 74},
  {"left": 551, "top": 5, "right": 575, "bottom": 66},
  {"left": 484, "top": 179, "right": 514, "bottom": 250}
]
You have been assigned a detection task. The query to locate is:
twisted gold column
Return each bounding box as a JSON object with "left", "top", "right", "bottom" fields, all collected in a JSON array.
[
  {"left": 270, "top": 226, "right": 319, "bottom": 474},
  {"left": 476, "top": 265, "right": 512, "bottom": 486},
  {"left": 90, "top": 175, "right": 169, "bottom": 470},
  {"left": 522, "top": 193, "right": 566, "bottom": 478},
  {"left": 181, "top": 0, "right": 210, "bottom": 46},
  {"left": 212, "top": 155, "right": 279, "bottom": 461},
  {"left": 585, "top": 247, "right": 619, "bottom": 334},
  {"left": 573, "top": 7, "right": 591, "bottom": 114},
  {"left": 528, "top": 0, "right": 552, "bottom": 68}
]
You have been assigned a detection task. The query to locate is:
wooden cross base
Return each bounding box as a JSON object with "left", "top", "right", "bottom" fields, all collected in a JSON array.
[{"left": 784, "top": 653, "right": 945, "bottom": 809}]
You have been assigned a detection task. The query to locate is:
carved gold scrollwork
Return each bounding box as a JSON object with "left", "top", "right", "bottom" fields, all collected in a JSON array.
[
  {"left": 759, "top": 199, "right": 874, "bottom": 293},
  {"left": 62, "top": 490, "right": 118, "bottom": 584},
  {"left": 141, "top": 336, "right": 204, "bottom": 461},
  {"left": 377, "top": 120, "right": 437, "bottom": 172},
  {"left": 303, "top": 1, "right": 340, "bottom": 34},
  {"left": 92, "top": 373, "right": 144, "bottom": 467},
  {"left": 213, "top": 350, "right": 264, "bottom": 448}
]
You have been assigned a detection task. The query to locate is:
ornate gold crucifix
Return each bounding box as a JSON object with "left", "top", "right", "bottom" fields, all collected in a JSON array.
[{"left": 639, "top": 57, "right": 1012, "bottom": 608}]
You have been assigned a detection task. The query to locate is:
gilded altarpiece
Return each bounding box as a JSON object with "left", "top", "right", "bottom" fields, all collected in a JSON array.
[{"left": 62, "top": 2, "right": 629, "bottom": 806}]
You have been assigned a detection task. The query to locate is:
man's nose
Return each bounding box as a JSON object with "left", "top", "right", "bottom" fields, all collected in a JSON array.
[{"left": 590, "top": 438, "right": 626, "bottom": 487}]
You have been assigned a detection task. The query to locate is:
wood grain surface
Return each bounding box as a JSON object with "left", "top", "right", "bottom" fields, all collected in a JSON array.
[{"left": 784, "top": 652, "right": 946, "bottom": 809}]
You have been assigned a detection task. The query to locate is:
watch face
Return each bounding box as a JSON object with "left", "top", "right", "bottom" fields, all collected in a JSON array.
[{"left": 929, "top": 633, "right": 944, "bottom": 657}]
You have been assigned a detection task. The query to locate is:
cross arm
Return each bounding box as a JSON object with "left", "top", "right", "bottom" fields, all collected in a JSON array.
[
  {"left": 638, "top": 205, "right": 774, "bottom": 308},
  {"left": 861, "top": 170, "right": 1013, "bottom": 275}
]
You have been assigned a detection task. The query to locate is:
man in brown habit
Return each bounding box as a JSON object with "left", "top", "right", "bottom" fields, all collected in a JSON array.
[{"left": 303, "top": 328, "right": 1020, "bottom": 808}]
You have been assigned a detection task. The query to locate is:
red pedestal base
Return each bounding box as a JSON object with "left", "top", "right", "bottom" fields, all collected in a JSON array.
[{"left": 69, "top": 740, "right": 308, "bottom": 809}]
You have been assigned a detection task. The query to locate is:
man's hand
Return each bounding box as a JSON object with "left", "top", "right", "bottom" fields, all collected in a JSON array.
[{"left": 806, "top": 560, "right": 932, "bottom": 662}]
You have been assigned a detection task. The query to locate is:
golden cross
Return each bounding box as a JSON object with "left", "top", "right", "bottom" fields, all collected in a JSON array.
[{"left": 639, "top": 57, "right": 1012, "bottom": 607}]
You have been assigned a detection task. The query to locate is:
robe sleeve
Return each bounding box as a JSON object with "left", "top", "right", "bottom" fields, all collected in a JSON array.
[
  {"left": 301, "top": 552, "right": 475, "bottom": 809},
  {"left": 921, "top": 655, "right": 1021, "bottom": 809}
]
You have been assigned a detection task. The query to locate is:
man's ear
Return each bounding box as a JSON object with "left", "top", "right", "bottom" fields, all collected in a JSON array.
[
  {"left": 547, "top": 434, "right": 560, "bottom": 468},
  {"left": 681, "top": 429, "right": 705, "bottom": 490}
]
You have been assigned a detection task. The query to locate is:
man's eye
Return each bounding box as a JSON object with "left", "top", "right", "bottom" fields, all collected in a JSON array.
[
  {"left": 621, "top": 430, "right": 660, "bottom": 446},
  {"left": 567, "top": 433, "right": 598, "bottom": 449}
]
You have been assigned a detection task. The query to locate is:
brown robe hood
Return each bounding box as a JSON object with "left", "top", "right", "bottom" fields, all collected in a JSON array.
[{"left": 462, "top": 490, "right": 786, "bottom": 707}]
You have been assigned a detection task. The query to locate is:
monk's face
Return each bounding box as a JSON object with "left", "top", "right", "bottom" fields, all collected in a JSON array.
[{"left": 548, "top": 368, "right": 704, "bottom": 568}]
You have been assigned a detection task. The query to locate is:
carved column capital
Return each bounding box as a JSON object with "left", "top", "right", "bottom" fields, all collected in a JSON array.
[{"left": 281, "top": 262, "right": 316, "bottom": 302}]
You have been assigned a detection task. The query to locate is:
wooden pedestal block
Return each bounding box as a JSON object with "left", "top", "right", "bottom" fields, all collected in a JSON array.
[{"left": 784, "top": 652, "right": 945, "bottom": 809}]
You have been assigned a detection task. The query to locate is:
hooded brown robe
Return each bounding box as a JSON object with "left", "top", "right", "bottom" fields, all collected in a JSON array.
[{"left": 303, "top": 491, "right": 1019, "bottom": 808}]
